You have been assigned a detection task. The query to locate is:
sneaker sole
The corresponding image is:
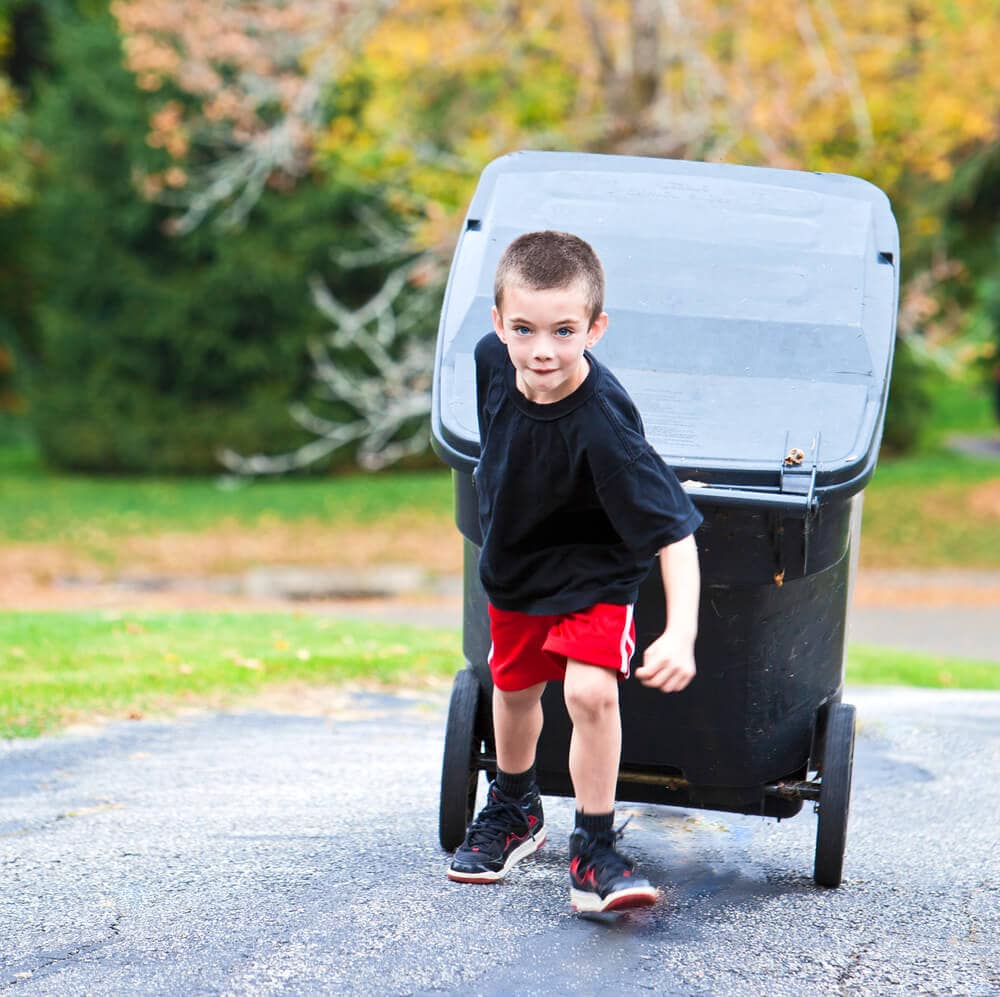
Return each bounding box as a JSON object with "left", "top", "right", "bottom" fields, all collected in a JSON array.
[
  {"left": 447, "top": 828, "right": 547, "bottom": 884},
  {"left": 570, "top": 884, "right": 660, "bottom": 913}
]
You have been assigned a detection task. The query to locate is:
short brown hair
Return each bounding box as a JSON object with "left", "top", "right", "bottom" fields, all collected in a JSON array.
[{"left": 494, "top": 230, "right": 605, "bottom": 326}]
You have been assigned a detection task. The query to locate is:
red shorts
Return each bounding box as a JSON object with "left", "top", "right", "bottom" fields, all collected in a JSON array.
[{"left": 487, "top": 602, "right": 636, "bottom": 692}]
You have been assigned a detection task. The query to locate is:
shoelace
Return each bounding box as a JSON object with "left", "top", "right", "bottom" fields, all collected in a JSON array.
[
  {"left": 465, "top": 794, "right": 531, "bottom": 851},
  {"left": 577, "top": 818, "right": 635, "bottom": 882}
]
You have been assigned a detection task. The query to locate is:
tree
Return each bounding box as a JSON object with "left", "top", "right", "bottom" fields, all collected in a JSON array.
[
  {"left": 108, "top": 0, "right": 1000, "bottom": 469},
  {"left": 0, "top": 5, "right": 41, "bottom": 428},
  {"left": 111, "top": 0, "right": 393, "bottom": 232},
  {"left": 23, "top": 6, "right": 397, "bottom": 472}
]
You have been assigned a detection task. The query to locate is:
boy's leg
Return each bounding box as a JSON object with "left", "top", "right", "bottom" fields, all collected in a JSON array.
[
  {"left": 449, "top": 607, "right": 559, "bottom": 884},
  {"left": 447, "top": 682, "right": 547, "bottom": 884},
  {"left": 563, "top": 659, "right": 658, "bottom": 913},
  {"left": 563, "top": 661, "right": 620, "bottom": 813},
  {"left": 493, "top": 682, "right": 546, "bottom": 775}
]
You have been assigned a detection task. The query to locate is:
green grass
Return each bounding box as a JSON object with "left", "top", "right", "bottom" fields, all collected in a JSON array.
[
  {"left": 856, "top": 369, "right": 999, "bottom": 566},
  {"left": 846, "top": 644, "right": 1000, "bottom": 690},
  {"left": 860, "top": 450, "right": 1000, "bottom": 568},
  {"left": 0, "top": 443, "right": 453, "bottom": 547},
  {"left": 1, "top": 611, "right": 996, "bottom": 740},
  {"left": 0, "top": 611, "right": 462, "bottom": 738},
  {"left": 922, "top": 371, "right": 997, "bottom": 443}
]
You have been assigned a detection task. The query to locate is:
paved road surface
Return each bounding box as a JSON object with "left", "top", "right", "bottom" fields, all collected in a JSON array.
[
  {"left": 849, "top": 605, "right": 1000, "bottom": 663},
  {"left": 2, "top": 686, "right": 997, "bottom": 995}
]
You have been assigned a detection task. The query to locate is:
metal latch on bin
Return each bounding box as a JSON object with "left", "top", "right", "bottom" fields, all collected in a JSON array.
[
  {"left": 779, "top": 431, "right": 820, "bottom": 511},
  {"left": 778, "top": 431, "right": 820, "bottom": 578}
]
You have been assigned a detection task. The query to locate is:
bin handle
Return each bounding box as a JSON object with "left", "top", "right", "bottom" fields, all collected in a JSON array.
[{"left": 682, "top": 481, "right": 817, "bottom": 516}]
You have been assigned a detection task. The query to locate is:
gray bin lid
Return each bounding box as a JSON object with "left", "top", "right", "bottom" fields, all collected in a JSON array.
[{"left": 432, "top": 152, "right": 899, "bottom": 499}]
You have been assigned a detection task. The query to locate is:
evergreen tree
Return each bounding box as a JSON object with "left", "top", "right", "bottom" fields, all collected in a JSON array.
[{"left": 23, "top": 5, "right": 380, "bottom": 472}]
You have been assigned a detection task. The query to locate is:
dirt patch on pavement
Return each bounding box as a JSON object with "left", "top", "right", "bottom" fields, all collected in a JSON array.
[
  {"left": 0, "top": 519, "right": 464, "bottom": 610},
  {"left": 852, "top": 572, "right": 1000, "bottom": 608},
  {"left": 107, "top": 516, "right": 462, "bottom": 576}
]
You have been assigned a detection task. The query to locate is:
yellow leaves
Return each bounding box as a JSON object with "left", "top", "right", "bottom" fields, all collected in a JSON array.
[
  {"left": 163, "top": 651, "right": 194, "bottom": 675},
  {"left": 916, "top": 216, "right": 942, "bottom": 238},
  {"left": 110, "top": 0, "right": 998, "bottom": 266}
]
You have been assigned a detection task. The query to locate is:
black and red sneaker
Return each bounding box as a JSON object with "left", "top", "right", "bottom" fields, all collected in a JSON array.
[
  {"left": 447, "top": 782, "right": 545, "bottom": 883},
  {"left": 568, "top": 823, "right": 659, "bottom": 913}
]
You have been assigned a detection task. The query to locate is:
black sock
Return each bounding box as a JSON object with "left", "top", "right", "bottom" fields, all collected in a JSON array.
[
  {"left": 496, "top": 766, "right": 535, "bottom": 799},
  {"left": 576, "top": 810, "right": 614, "bottom": 835}
]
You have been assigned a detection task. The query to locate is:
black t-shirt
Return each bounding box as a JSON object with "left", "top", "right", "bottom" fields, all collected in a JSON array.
[{"left": 474, "top": 333, "right": 703, "bottom": 614}]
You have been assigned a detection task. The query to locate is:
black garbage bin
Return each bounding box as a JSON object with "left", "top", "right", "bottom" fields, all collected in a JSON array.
[{"left": 431, "top": 151, "right": 899, "bottom": 888}]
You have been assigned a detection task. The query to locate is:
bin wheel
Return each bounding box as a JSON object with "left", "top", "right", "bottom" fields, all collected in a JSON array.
[
  {"left": 814, "top": 702, "right": 856, "bottom": 888},
  {"left": 439, "top": 668, "right": 481, "bottom": 852}
]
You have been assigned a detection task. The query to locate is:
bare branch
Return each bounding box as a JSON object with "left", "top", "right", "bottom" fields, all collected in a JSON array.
[
  {"left": 813, "top": 0, "right": 874, "bottom": 150},
  {"left": 577, "top": 0, "right": 617, "bottom": 90},
  {"left": 222, "top": 217, "right": 438, "bottom": 476}
]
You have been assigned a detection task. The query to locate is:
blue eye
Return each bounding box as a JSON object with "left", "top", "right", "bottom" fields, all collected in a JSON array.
[
  {"left": 514, "top": 326, "right": 531, "bottom": 336},
  {"left": 556, "top": 327, "right": 573, "bottom": 337}
]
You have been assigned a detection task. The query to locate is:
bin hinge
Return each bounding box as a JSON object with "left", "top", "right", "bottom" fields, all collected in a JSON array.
[{"left": 780, "top": 432, "right": 820, "bottom": 574}]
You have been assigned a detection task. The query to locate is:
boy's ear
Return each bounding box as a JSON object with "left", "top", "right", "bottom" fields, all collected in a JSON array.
[
  {"left": 491, "top": 305, "right": 507, "bottom": 341},
  {"left": 586, "top": 312, "right": 609, "bottom": 349}
]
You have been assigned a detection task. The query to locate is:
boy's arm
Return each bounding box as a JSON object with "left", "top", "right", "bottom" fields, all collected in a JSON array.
[{"left": 634, "top": 534, "right": 700, "bottom": 693}]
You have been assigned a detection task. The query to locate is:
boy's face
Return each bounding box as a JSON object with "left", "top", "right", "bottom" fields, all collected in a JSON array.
[{"left": 492, "top": 281, "right": 608, "bottom": 405}]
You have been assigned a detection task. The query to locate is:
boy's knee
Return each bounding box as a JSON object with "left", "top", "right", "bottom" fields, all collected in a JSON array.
[
  {"left": 563, "top": 667, "right": 618, "bottom": 722},
  {"left": 495, "top": 682, "right": 546, "bottom": 713}
]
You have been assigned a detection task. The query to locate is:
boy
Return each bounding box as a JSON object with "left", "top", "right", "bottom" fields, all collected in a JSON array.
[{"left": 447, "top": 230, "right": 702, "bottom": 913}]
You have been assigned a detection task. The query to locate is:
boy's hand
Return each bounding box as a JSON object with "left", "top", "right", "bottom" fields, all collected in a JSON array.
[{"left": 634, "top": 631, "right": 696, "bottom": 693}]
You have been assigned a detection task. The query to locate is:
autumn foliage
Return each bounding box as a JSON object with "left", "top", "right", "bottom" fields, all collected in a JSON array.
[
  {"left": 3, "top": 1, "right": 997, "bottom": 470},
  {"left": 110, "top": 1, "right": 998, "bottom": 246}
]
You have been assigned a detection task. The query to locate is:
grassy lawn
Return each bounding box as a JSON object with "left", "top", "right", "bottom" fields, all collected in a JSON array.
[
  {"left": 0, "top": 442, "right": 453, "bottom": 548},
  {"left": 0, "top": 612, "right": 462, "bottom": 738},
  {"left": 859, "top": 451, "right": 1000, "bottom": 568},
  {"left": 858, "top": 373, "right": 999, "bottom": 567},
  {"left": 1, "top": 612, "right": 996, "bottom": 740},
  {"left": 848, "top": 644, "right": 999, "bottom": 691}
]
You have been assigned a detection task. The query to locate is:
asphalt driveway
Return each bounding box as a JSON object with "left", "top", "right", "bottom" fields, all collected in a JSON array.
[{"left": 2, "top": 685, "right": 998, "bottom": 995}]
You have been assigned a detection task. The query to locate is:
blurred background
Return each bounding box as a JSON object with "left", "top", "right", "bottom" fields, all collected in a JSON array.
[{"left": 0, "top": 0, "right": 998, "bottom": 612}]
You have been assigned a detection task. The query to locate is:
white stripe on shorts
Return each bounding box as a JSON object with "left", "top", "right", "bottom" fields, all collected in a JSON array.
[{"left": 619, "top": 604, "right": 635, "bottom": 675}]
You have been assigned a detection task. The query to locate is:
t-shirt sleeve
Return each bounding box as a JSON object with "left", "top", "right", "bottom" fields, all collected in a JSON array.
[
  {"left": 595, "top": 444, "right": 703, "bottom": 556},
  {"left": 474, "top": 333, "right": 504, "bottom": 440}
]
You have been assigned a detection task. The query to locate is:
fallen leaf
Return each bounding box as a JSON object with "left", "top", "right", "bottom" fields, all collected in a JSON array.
[{"left": 233, "top": 657, "right": 263, "bottom": 670}]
